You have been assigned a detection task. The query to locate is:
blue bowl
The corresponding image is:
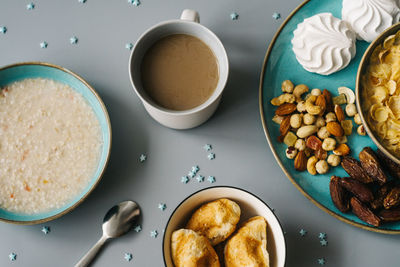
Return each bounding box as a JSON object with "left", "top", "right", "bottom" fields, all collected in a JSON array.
[{"left": 0, "top": 62, "right": 112, "bottom": 224}]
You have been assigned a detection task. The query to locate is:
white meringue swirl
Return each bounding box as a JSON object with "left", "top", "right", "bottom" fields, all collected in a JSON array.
[
  {"left": 342, "top": 0, "right": 400, "bottom": 42},
  {"left": 291, "top": 13, "right": 356, "bottom": 76}
]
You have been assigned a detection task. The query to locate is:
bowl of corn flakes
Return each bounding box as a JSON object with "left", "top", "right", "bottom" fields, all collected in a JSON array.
[{"left": 356, "top": 22, "right": 400, "bottom": 165}]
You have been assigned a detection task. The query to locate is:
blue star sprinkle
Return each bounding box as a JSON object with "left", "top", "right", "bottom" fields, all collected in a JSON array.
[
  {"left": 320, "top": 239, "right": 328, "bottom": 246},
  {"left": 128, "top": 0, "right": 140, "bottom": 6},
  {"left": 192, "top": 165, "right": 199, "bottom": 173},
  {"left": 150, "top": 230, "right": 158, "bottom": 238},
  {"left": 27, "top": 3, "right": 35, "bottom": 10},
  {"left": 139, "top": 154, "right": 147, "bottom": 162},
  {"left": 41, "top": 226, "right": 50, "bottom": 234},
  {"left": 188, "top": 170, "right": 196, "bottom": 178},
  {"left": 70, "top": 36, "right": 78, "bottom": 44},
  {"left": 318, "top": 258, "right": 326, "bottom": 265},
  {"left": 134, "top": 225, "right": 142, "bottom": 233},
  {"left": 181, "top": 176, "right": 189, "bottom": 184},
  {"left": 124, "top": 253, "right": 132, "bottom": 262},
  {"left": 272, "top": 12, "right": 281, "bottom": 20},
  {"left": 40, "top": 41, "right": 48, "bottom": 48},
  {"left": 0, "top": 26, "right": 7, "bottom": 34},
  {"left": 203, "top": 144, "right": 212, "bottom": 151},
  {"left": 207, "top": 176, "right": 216, "bottom": 183},
  {"left": 299, "top": 229, "right": 307, "bottom": 236},
  {"left": 318, "top": 232, "right": 327, "bottom": 239},
  {"left": 78, "top": 0, "right": 87, "bottom": 3},
  {"left": 230, "top": 12, "right": 239, "bottom": 20},
  {"left": 196, "top": 175, "right": 205, "bottom": 183},
  {"left": 9, "top": 253, "right": 17, "bottom": 261},
  {"left": 125, "top": 43, "right": 133, "bottom": 50},
  {"left": 208, "top": 153, "right": 215, "bottom": 160},
  {"left": 158, "top": 203, "right": 166, "bottom": 211}
]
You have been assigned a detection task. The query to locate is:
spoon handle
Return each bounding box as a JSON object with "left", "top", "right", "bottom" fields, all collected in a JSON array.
[{"left": 75, "top": 235, "right": 108, "bottom": 267}]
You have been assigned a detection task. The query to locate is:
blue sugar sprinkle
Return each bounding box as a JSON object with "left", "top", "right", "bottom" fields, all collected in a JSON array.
[
  {"left": 9, "top": 253, "right": 16, "bottom": 261},
  {"left": 150, "top": 230, "right": 158, "bottom": 238},
  {"left": 70, "top": 36, "right": 78, "bottom": 44},
  {"left": 0, "top": 26, "right": 7, "bottom": 34},
  {"left": 125, "top": 43, "right": 133, "bottom": 50},
  {"left": 272, "top": 12, "right": 281, "bottom": 20},
  {"left": 320, "top": 239, "right": 328, "bottom": 246},
  {"left": 196, "top": 175, "right": 205, "bottom": 183},
  {"left": 230, "top": 12, "right": 239, "bottom": 20},
  {"left": 40, "top": 41, "right": 48, "bottom": 48},
  {"left": 208, "top": 153, "right": 215, "bottom": 160},
  {"left": 124, "top": 253, "right": 132, "bottom": 261},
  {"left": 134, "top": 225, "right": 142, "bottom": 233},
  {"left": 181, "top": 176, "right": 189, "bottom": 184},
  {"left": 139, "top": 154, "right": 147, "bottom": 162},
  {"left": 318, "top": 232, "right": 326, "bottom": 239},
  {"left": 207, "top": 176, "right": 216, "bottom": 183},
  {"left": 158, "top": 203, "right": 166, "bottom": 211},
  {"left": 203, "top": 144, "right": 212, "bottom": 151},
  {"left": 27, "top": 3, "right": 35, "bottom": 10},
  {"left": 318, "top": 258, "right": 326, "bottom": 265},
  {"left": 41, "top": 226, "right": 50, "bottom": 234},
  {"left": 299, "top": 229, "right": 307, "bottom": 236}
]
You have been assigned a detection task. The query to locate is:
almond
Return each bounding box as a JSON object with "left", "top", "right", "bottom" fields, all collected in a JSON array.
[
  {"left": 334, "top": 104, "right": 345, "bottom": 122},
  {"left": 275, "top": 103, "right": 297, "bottom": 116},
  {"left": 315, "top": 95, "right": 326, "bottom": 115},
  {"left": 326, "top": 121, "right": 344, "bottom": 137},
  {"left": 294, "top": 150, "right": 307, "bottom": 171},
  {"left": 333, "top": 143, "right": 350, "bottom": 156},
  {"left": 279, "top": 116, "right": 291, "bottom": 136},
  {"left": 323, "top": 89, "right": 334, "bottom": 113},
  {"left": 306, "top": 135, "right": 322, "bottom": 150}
]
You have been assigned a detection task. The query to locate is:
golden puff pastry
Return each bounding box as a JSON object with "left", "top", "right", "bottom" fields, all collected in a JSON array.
[
  {"left": 186, "top": 198, "right": 241, "bottom": 246},
  {"left": 224, "top": 216, "right": 269, "bottom": 267},
  {"left": 171, "top": 229, "right": 220, "bottom": 267}
]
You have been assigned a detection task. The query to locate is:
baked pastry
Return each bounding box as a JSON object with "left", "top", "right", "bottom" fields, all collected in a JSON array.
[
  {"left": 171, "top": 229, "right": 220, "bottom": 267},
  {"left": 186, "top": 198, "right": 241, "bottom": 246},
  {"left": 342, "top": 0, "right": 400, "bottom": 42},
  {"left": 224, "top": 216, "right": 269, "bottom": 267},
  {"left": 291, "top": 13, "right": 356, "bottom": 75}
]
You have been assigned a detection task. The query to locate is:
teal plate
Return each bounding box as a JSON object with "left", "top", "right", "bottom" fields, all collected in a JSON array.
[
  {"left": 259, "top": 0, "right": 400, "bottom": 233},
  {"left": 0, "top": 62, "right": 112, "bottom": 224}
]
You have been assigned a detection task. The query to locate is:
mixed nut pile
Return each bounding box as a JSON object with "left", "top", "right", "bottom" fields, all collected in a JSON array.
[
  {"left": 271, "top": 80, "right": 365, "bottom": 175},
  {"left": 331, "top": 147, "right": 400, "bottom": 226}
]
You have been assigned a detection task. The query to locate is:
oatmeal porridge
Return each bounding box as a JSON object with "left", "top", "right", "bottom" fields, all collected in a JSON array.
[{"left": 0, "top": 78, "right": 102, "bottom": 214}]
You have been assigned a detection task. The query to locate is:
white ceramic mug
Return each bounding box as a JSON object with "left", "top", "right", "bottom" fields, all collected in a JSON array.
[{"left": 129, "top": 9, "right": 229, "bottom": 130}]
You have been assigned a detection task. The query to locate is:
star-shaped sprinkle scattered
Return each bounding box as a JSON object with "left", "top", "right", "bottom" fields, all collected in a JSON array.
[
  {"left": 181, "top": 176, "right": 189, "bottom": 184},
  {"left": 27, "top": 3, "right": 35, "bottom": 10},
  {"left": 299, "top": 229, "right": 307, "bottom": 236},
  {"left": 158, "top": 203, "right": 166, "bottom": 211},
  {"left": 208, "top": 153, "right": 215, "bottom": 160},
  {"left": 318, "top": 258, "right": 326, "bottom": 265},
  {"left": 40, "top": 41, "right": 48, "bottom": 48},
  {"left": 203, "top": 144, "right": 212, "bottom": 151},
  {"left": 192, "top": 165, "right": 199, "bottom": 173},
  {"left": 207, "top": 176, "right": 216, "bottom": 183},
  {"left": 272, "top": 12, "right": 281, "bottom": 20},
  {"left": 70, "top": 36, "right": 78, "bottom": 44},
  {"left": 150, "top": 230, "right": 158, "bottom": 238},
  {"left": 230, "top": 12, "right": 239, "bottom": 20},
  {"left": 0, "top": 26, "right": 7, "bottom": 34},
  {"left": 318, "top": 232, "right": 326, "bottom": 239},
  {"left": 124, "top": 253, "right": 132, "bottom": 262},
  {"left": 125, "top": 43, "right": 133, "bottom": 50},
  {"left": 139, "top": 154, "right": 147, "bottom": 162},
  {"left": 128, "top": 0, "right": 140, "bottom": 6},
  {"left": 134, "top": 225, "right": 142, "bottom": 233},
  {"left": 188, "top": 170, "right": 196, "bottom": 178},
  {"left": 196, "top": 175, "right": 205, "bottom": 183},
  {"left": 41, "top": 226, "right": 50, "bottom": 234},
  {"left": 78, "top": 0, "right": 87, "bottom": 3},
  {"left": 320, "top": 239, "right": 328, "bottom": 246},
  {"left": 9, "top": 253, "right": 16, "bottom": 261}
]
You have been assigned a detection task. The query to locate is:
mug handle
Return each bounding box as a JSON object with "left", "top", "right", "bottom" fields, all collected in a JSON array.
[{"left": 180, "top": 9, "right": 200, "bottom": 23}]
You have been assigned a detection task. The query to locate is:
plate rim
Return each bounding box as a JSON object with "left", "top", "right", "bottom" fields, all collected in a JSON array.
[{"left": 258, "top": 0, "right": 399, "bottom": 234}]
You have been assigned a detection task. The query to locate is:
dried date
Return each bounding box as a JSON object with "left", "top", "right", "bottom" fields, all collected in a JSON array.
[
  {"left": 339, "top": 177, "right": 374, "bottom": 203},
  {"left": 376, "top": 149, "right": 400, "bottom": 180},
  {"left": 350, "top": 197, "right": 381, "bottom": 227},
  {"left": 330, "top": 176, "right": 350, "bottom": 213},
  {"left": 379, "top": 207, "right": 400, "bottom": 223},
  {"left": 341, "top": 156, "right": 373, "bottom": 183},
  {"left": 371, "top": 182, "right": 395, "bottom": 210},
  {"left": 359, "top": 147, "right": 388, "bottom": 184},
  {"left": 383, "top": 186, "right": 400, "bottom": 210}
]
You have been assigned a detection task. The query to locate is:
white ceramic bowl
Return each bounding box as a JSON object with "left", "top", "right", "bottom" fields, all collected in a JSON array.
[{"left": 162, "top": 186, "right": 286, "bottom": 267}]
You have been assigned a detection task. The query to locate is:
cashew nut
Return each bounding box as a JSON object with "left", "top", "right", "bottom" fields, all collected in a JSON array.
[
  {"left": 305, "top": 95, "right": 323, "bottom": 115},
  {"left": 345, "top": 103, "right": 357, "bottom": 117},
  {"left": 338, "top": 86, "right": 355, "bottom": 104},
  {"left": 271, "top": 93, "right": 295, "bottom": 106},
  {"left": 307, "top": 156, "right": 318, "bottom": 175},
  {"left": 311, "top": 88, "right": 322, "bottom": 96},
  {"left": 293, "top": 84, "right": 309, "bottom": 102},
  {"left": 281, "top": 80, "right": 294, "bottom": 93},
  {"left": 297, "top": 125, "right": 318, "bottom": 138}
]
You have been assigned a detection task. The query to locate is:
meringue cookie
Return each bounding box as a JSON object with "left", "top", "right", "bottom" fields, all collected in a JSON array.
[
  {"left": 342, "top": 0, "right": 400, "bottom": 42},
  {"left": 292, "top": 13, "right": 356, "bottom": 75}
]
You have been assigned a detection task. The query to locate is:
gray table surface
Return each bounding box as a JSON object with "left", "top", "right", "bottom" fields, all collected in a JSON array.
[{"left": 1, "top": 0, "right": 400, "bottom": 266}]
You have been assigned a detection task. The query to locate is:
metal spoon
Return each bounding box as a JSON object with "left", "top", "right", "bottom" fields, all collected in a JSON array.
[{"left": 75, "top": 201, "right": 141, "bottom": 267}]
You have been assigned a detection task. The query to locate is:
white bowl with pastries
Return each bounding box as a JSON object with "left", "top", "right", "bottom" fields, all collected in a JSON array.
[{"left": 162, "top": 186, "right": 286, "bottom": 267}]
